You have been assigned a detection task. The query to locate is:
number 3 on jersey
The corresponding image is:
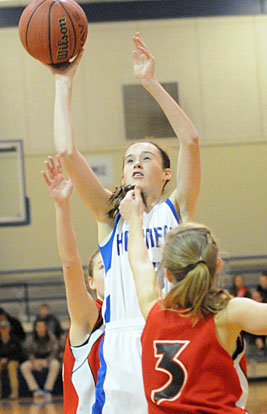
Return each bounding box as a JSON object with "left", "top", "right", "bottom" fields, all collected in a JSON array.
[{"left": 151, "top": 340, "right": 189, "bottom": 405}]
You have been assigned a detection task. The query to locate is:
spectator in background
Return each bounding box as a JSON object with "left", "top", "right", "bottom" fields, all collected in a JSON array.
[
  {"left": 0, "top": 307, "right": 26, "bottom": 343},
  {"left": 20, "top": 317, "right": 60, "bottom": 402},
  {"left": 256, "top": 273, "right": 267, "bottom": 303},
  {"left": 231, "top": 274, "right": 252, "bottom": 298},
  {"left": 0, "top": 319, "right": 25, "bottom": 399},
  {"left": 34, "top": 303, "right": 63, "bottom": 340}
]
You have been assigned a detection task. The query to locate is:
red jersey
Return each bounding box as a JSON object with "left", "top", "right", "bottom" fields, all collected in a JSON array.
[
  {"left": 141, "top": 301, "right": 248, "bottom": 414},
  {"left": 63, "top": 299, "right": 104, "bottom": 414}
]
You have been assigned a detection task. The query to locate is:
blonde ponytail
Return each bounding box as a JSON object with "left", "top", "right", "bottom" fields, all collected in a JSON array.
[{"left": 162, "top": 223, "right": 232, "bottom": 324}]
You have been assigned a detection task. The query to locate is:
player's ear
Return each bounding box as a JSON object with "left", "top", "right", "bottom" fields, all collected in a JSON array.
[
  {"left": 163, "top": 168, "right": 172, "bottom": 181},
  {"left": 88, "top": 277, "right": 96, "bottom": 291}
]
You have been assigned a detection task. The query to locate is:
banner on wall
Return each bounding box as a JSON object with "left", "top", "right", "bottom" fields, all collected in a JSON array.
[{"left": 86, "top": 155, "right": 114, "bottom": 186}]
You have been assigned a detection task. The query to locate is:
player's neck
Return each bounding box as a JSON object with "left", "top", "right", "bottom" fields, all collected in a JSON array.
[{"left": 143, "top": 193, "right": 162, "bottom": 213}]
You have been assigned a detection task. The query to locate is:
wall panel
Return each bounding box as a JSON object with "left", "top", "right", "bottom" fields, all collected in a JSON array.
[
  {"left": 254, "top": 15, "right": 267, "bottom": 141},
  {"left": 196, "top": 16, "right": 262, "bottom": 144},
  {"left": 0, "top": 28, "right": 27, "bottom": 141}
]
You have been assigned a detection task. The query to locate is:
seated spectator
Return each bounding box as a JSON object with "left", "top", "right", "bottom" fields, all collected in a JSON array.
[
  {"left": 0, "top": 307, "right": 26, "bottom": 343},
  {"left": 231, "top": 274, "right": 251, "bottom": 298},
  {"left": 0, "top": 319, "right": 25, "bottom": 399},
  {"left": 20, "top": 318, "right": 60, "bottom": 402},
  {"left": 34, "top": 303, "right": 63, "bottom": 340},
  {"left": 256, "top": 273, "right": 267, "bottom": 303}
]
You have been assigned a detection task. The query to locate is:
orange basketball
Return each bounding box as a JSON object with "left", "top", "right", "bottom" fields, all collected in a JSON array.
[{"left": 18, "top": 0, "right": 88, "bottom": 64}]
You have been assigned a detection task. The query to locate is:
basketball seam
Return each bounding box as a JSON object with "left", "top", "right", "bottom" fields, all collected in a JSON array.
[
  {"left": 57, "top": 0, "right": 77, "bottom": 60},
  {"left": 48, "top": 1, "right": 57, "bottom": 64},
  {"left": 25, "top": 0, "right": 49, "bottom": 51}
]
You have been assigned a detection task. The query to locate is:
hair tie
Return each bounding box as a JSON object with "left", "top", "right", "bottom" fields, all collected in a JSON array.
[
  {"left": 183, "top": 259, "right": 207, "bottom": 273},
  {"left": 195, "top": 259, "right": 206, "bottom": 266}
]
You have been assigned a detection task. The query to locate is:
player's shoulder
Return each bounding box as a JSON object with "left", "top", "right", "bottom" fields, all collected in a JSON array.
[{"left": 216, "top": 297, "right": 254, "bottom": 326}]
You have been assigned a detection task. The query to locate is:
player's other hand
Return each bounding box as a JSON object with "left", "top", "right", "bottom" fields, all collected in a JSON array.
[
  {"left": 42, "top": 155, "right": 73, "bottom": 206},
  {"left": 132, "top": 32, "right": 155, "bottom": 84},
  {"left": 119, "top": 185, "right": 144, "bottom": 224}
]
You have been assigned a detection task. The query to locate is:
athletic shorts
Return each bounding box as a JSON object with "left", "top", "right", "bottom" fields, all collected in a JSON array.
[{"left": 93, "top": 318, "right": 147, "bottom": 414}]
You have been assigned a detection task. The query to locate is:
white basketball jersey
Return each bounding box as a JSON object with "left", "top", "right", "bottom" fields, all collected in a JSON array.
[{"left": 100, "top": 198, "right": 179, "bottom": 323}]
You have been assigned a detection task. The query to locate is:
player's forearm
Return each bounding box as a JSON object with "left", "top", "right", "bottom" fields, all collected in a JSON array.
[
  {"left": 128, "top": 216, "right": 146, "bottom": 265},
  {"left": 142, "top": 78, "right": 198, "bottom": 144},
  {"left": 55, "top": 202, "right": 80, "bottom": 266},
  {"left": 128, "top": 217, "right": 155, "bottom": 285},
  {"left": 54, "top": 76, "right": 74, "bottom": 155}
]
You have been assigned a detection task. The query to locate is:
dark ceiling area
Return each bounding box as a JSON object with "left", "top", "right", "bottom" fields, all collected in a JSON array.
[{"left": 0, "top": 0, "right": 267, "bottom": 28}]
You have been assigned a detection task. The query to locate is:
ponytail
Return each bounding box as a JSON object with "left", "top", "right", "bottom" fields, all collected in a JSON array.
[{"left": 161, "top": 223, "right": 232, "bottom": 324}]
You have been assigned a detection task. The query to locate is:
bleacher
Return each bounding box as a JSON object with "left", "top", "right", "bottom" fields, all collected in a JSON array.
[
  {"left": 0, "top": 267, "right": 71, "bottom": 332},
  {"left": 0, "top": 256, "right": 267, "bottom": 382}
]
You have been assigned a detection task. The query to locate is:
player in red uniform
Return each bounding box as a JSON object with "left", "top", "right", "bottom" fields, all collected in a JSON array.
[
  {"left": 120, "top": 186, "right": 267, "bottom": 414},
  {"left": 42, "top": 156, "right": 104, "bottom": 413}
]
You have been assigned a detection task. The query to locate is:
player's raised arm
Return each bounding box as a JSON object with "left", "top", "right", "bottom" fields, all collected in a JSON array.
[
  {"left": 119, "top": 186, "right": 161, "bottom": 319},
  {"left": 225, "top": 297, "right": 267, "bottom": 336},
  {"left": 48, "top": 54, "right": 112, "bottom": 225},
  {"left": 41, "top": 155, "right": 99, "bottom": 345},
  {"left": 132, "top": 32, "right": 201, "bottom": 222}
]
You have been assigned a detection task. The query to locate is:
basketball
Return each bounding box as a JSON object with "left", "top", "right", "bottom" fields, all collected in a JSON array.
[{"left": 18, "top": 0, "right": 88, "bottom": 65}]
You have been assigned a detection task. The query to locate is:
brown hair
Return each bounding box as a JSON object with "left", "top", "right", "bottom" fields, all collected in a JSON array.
[
  {"left": 161, "top": 223, "right": 232, "bottom": 324},
  {"left": 107, "top": 184, "right": 147, "bottom": 219}
]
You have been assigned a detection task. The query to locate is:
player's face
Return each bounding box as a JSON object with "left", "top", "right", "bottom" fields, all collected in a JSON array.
[
  {"left": 88, "top": 252, "right": 105, "bottom": 300},
  {"left": 122, "top": 142, "right": 170, "bottom": 195}
]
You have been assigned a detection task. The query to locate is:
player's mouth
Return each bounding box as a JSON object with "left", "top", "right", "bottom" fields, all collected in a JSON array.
[{"left": 132, "top": 171, "right": 144, "bottom": 178}]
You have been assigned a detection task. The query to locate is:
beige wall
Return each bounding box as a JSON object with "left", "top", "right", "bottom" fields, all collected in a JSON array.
[{"left": 0, "top": 16, "right": 267, "bottom": 270}]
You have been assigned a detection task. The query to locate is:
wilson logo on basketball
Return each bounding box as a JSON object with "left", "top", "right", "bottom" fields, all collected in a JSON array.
[{"left": 57, "top": 17, "right": 69, "bottom": 61}]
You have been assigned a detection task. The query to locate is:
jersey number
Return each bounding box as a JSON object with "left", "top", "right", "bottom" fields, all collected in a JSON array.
[{"left": 151, "top": 340, "right": 189, "bottom": 405}]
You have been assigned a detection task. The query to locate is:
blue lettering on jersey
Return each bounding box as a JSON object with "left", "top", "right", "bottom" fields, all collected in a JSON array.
[
  {"left": 146, "top": 228, "right": 155, "bottom": 248},
  {"left": 154, "top": 227, "right": 162, "bottom": 247},
  {"left": 116, "top": 232, "right": 123, "bottom": 255},
  {"left": 116, "top": 225, "right": 173, "bottom": 256}
]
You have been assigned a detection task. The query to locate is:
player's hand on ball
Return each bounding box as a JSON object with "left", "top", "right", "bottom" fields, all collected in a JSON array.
[{"left": 45, "top": 49, "right": 85, "bottom": 79}]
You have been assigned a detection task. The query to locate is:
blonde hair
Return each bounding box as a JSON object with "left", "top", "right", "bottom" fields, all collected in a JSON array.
[{"left": 162, "top": 223, "right": 232, "bottom": 324}]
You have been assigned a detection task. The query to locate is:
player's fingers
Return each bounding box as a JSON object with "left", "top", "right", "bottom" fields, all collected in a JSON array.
[
  {"left": 44, "top": 160, "right": 53, "bottom": 179},
  {"left": 124, "top": 189, "right": 135, "bottom": 200},
  {"left": 47, "top": 156, "right": 56, "bottom": 177},
  {"left": 134, "top": 185, "right": 142, "bottom": 201},
  {"left": 134, "top": 33, "right": 149, "bottom": 51},
  {"left": 132, "top": 50, "right": 139, "bottom": 65},
  {"left": 41, "top": 170, "right": 50, "bottom": 186},
  {"left": 48, "top": 155, "right": 56, "bottom": 170},
  {"left": 137, "top": 45, "right": 152, "bottom": 60}
]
